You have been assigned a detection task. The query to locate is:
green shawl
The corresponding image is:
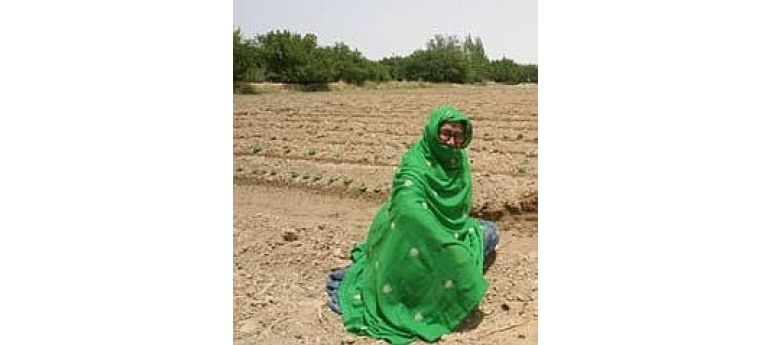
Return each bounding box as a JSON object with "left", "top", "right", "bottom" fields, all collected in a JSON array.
[{"left": 338, "top": 106, "right": 487, "bottom": 344}]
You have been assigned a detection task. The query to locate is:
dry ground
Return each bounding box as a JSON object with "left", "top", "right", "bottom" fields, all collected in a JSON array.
[{"left": 234, "top": 84, "right": 538, "bottom": 344}]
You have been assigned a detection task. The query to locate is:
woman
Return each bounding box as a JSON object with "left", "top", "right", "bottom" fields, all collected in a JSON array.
[{"left": 326, "top": 105, "right": 499, "bottom": 344}]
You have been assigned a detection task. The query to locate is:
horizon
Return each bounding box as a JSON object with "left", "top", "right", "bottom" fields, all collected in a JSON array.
[{"left": 233, "top": 0, "right": 537, "bottom": 64}]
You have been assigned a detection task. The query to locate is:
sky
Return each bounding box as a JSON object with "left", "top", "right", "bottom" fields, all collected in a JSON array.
[{"left": 233, "top": 0, "right": 537, "bottom": 64}]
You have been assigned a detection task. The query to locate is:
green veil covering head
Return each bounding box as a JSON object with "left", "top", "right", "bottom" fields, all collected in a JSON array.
[
  {"left": 338, "top": 105, "right": 487, "bottom": 344},
  {"left": 419, "top": 105, "right": 473, "bottom": 170}
]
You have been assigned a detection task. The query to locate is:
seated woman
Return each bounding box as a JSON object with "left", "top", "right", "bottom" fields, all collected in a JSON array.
[{"left": 325, "top": 105, "right": 499, "bottom": 344}]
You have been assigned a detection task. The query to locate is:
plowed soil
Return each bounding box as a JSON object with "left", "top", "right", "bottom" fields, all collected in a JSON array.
[{"left": 234, "top": 84, "right": 538, "bottom": 344}]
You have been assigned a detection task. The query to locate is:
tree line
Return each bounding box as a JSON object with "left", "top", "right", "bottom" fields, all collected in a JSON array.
[{"left": 234, "top": 29, "right": 537, "bottom": 85}]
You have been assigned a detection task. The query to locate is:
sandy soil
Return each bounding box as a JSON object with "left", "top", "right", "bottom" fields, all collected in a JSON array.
[{"left": 233, "top": 84, "right": 538, "bottom": 344}]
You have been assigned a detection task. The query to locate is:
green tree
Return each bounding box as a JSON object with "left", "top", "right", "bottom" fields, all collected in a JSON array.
[
  {"left": 463, "top": 35, "right": 490, "bottom": 83},
  {"left": 235, "top": 29, "right": 535, "bottom": 87},
  {"left": 325, "top": 42, "right": 368, "bottom": 84},
  {"left": 380, "top": 56, "right": 407, "bottom": 81},
  {"left": 488, "top": 58, "right": 538, "bottom": 84},
  {"left": 519, "top": 64, "right": 538, "bottom": 83},
  {"left": 489, "top": 58, "right": 519, "bottom": 83},
  {"left": 314, "top": 42, "right": 391, "bottom": 85},
  {"left": 403, "top": 35, "right": 471, "bottom": 83},
  {"left": 257, "top": 30, "right": 333, "bottom": 84},
  {"left": 300, "top": 48, "right": 335, "bottom": 84},
  {"left": 233, "top": 29, "right": 263, "bottom": 82},
  {"left": 364, "top": 60, "right": 391, "bottom": 83}
]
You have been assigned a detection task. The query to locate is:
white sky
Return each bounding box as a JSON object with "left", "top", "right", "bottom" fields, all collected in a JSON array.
[{"left": 233, "top": 0, "right": 537, "bottom": 64}]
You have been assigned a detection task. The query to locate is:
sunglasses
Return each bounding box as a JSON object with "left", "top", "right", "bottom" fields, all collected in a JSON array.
[{"left": 438, "top": 128, "right": 465, "bottom": 145}]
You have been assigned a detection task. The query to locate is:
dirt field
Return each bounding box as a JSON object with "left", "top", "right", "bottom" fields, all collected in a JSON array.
[{"left": 233, "top": 84, "right": 538, "bottom": 344}]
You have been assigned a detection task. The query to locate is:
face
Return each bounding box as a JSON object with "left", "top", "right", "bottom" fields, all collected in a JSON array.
[{"left": 438, "top": 122, "right": 465, "bottom": 148}]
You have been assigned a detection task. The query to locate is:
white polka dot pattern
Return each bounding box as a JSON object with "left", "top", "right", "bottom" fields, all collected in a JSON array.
[{"left": 414, "top": 312, "right": 423, "bottom": 322}]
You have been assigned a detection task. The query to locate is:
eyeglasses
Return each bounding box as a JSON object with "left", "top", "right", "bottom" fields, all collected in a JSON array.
[{"left": 438, "top": 128, "right": 465, "bottom": 145}]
